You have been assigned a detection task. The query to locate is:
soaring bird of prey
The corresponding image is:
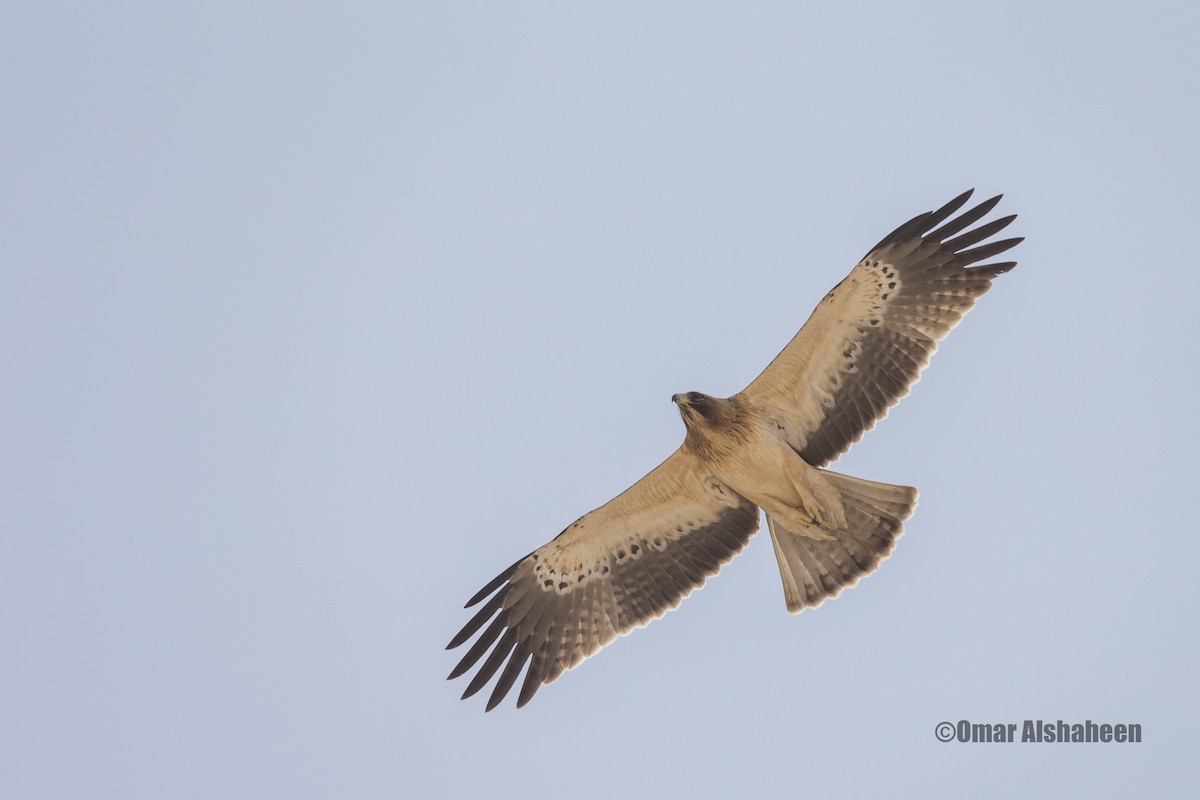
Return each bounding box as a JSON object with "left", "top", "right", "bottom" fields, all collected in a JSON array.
[{"left": 447, "top": 190, "right": 1021, "bottom": 710}]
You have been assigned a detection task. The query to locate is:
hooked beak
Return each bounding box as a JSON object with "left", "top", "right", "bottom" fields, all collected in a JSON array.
[{"left": 671, "top": 393, "right": 684, "bottom": 405}]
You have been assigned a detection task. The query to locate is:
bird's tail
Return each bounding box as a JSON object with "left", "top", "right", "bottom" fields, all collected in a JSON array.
[{"left": 767, "top": 470, "right": 918, "bottom": 613}]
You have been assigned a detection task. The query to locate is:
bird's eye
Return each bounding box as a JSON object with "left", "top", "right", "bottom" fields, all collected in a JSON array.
[{"left": 687, "top": 392, "right": 703, "bottom": 403}]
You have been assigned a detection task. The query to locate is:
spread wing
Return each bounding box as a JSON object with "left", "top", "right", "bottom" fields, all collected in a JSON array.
[
  {"left": 739, "top": 190, "right": 1021, "bottom": 468},
  {"left": 446, "top": 449, "right": 760, "bottom": 710}
]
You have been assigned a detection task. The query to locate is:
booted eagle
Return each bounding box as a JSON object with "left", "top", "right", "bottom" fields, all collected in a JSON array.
[{"left": 447, "top": 190, "right": 1021, "bottom": 710}]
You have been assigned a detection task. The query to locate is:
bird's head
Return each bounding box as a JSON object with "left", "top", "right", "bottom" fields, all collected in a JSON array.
[
  {"left": 671, "top": 391, "right": 733, "bottom": 429},
  {"left": 672, "top": 392, "right": 746, "bottom": 457}
]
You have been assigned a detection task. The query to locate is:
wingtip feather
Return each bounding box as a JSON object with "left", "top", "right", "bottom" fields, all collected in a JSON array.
[{"left": 464, "top": 556, "right": 524, "bottom": 607}]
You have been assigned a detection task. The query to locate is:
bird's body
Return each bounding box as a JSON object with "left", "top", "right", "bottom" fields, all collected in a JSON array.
[
  {"left": 448, "top": 190, "right": 1021, "bottom": 710},
  {"left": 676, "top": 391, "right": 854, "bottom": 527},
  {"left": 676, "top": 392, "right": 850, "bottom": 530}
]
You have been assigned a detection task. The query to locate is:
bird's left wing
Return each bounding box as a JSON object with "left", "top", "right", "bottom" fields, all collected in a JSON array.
[
  {"left": 739, "top": 190, "right": 1021, "bottom": 468},
  {"left": 447, "top": 448, "right": 760, "bottom": 710}
]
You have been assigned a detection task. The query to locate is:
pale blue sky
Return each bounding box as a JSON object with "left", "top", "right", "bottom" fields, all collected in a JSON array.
[{"left": 4, "top": 2, "right": 1198, "bottom": 798}]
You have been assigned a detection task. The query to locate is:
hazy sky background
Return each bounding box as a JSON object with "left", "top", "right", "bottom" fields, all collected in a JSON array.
[{"left": 4, "top": 2, "right": 1198, "bottom": 798}]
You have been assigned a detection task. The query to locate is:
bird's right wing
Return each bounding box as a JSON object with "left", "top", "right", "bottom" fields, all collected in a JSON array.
[{"left": 447, "top": 448, "right": 760, "bottom": 710}]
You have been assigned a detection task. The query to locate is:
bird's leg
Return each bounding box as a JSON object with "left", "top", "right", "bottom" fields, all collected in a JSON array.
[
  {"left": 782, "top": 455, "right": 848, "bottom": 530},
  {"left": 756, "top": 493, "right": 832, "bottom": 537}
]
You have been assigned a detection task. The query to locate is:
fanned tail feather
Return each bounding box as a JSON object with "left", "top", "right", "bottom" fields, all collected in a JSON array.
[{"left": 767, "top": 471, "right": 918, "bottom": 613}]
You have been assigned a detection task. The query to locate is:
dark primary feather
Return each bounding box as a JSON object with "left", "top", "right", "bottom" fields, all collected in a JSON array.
[
  {"left": 926, "top": 192, "right": 1000, "bottom": 241},
  {"left": 868, "top": 189, "right": 974, "bottom": 252}
]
